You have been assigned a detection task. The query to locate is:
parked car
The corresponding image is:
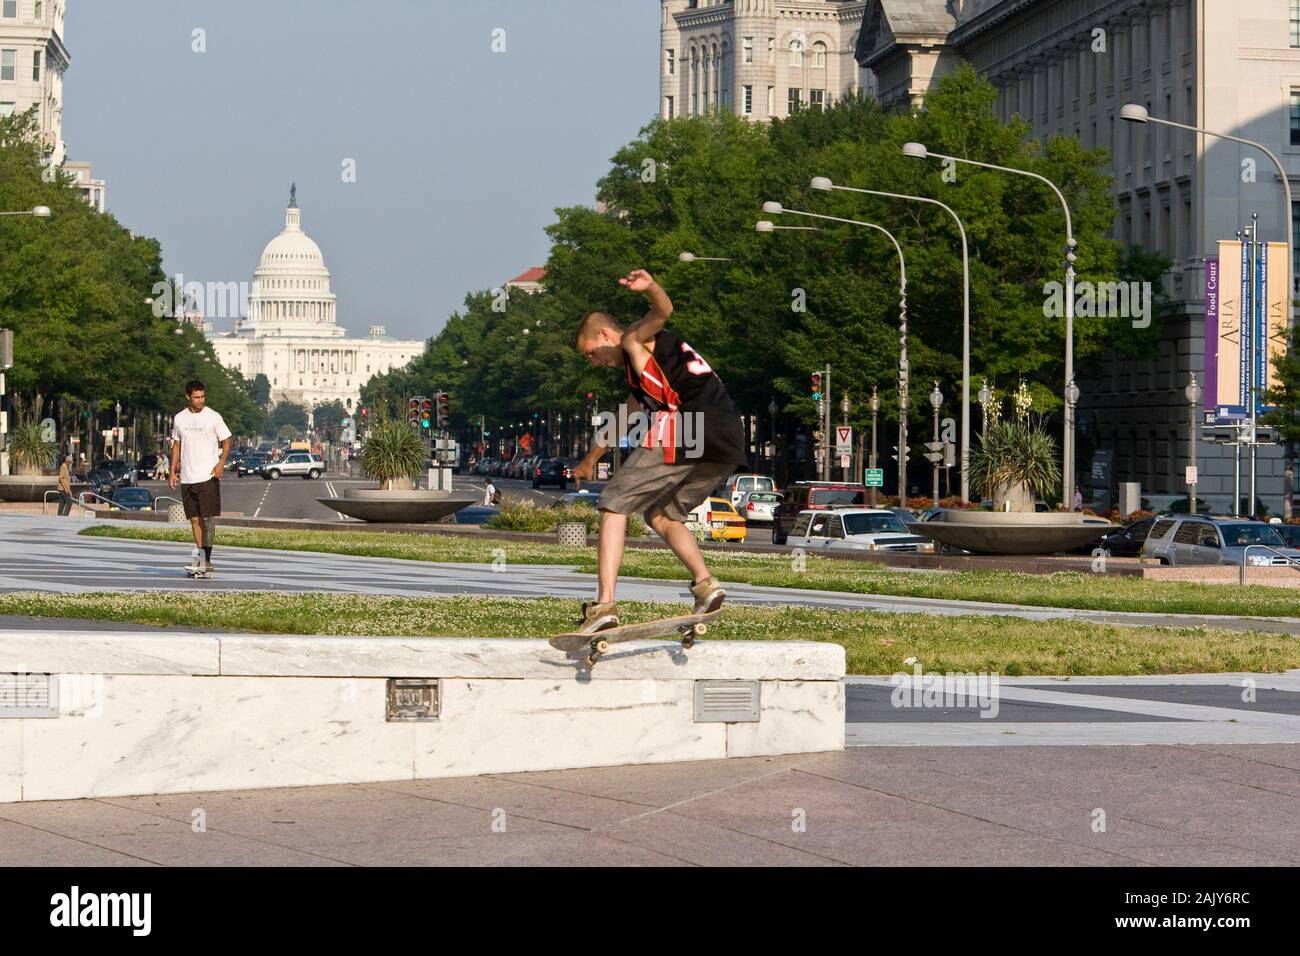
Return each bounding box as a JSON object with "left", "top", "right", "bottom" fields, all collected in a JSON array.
[
  {"left": 1095, "top": 516, "right": 1157, "bottom": 557},
  {"left": 785, "top": 508, "right": 935, "bottom": 554},
  {"left": 685, "top": 496, "right": 747, "bottom": 542},
  {"left": 557, "top": 490, "right": 601, "bottom": 508},
  {"left": 85, "top": 469, "right": 117, "bottom": 502},
  {"left": 135, "top": 454, "right": 160, "bottom": 481},
  {"left": 723, "top": 474, "right": 779, "bottom": 507},
  {"left": 260, "top": 453, "right": 325, "bottom": 480},
  {"left": 95, "top": 460, "right": 136, "bottom": 489},
  {"left": 1141, "top": 515, "right": 1300, "bottom": 566},
  {"left": 1276, "top": 523, "right": 1300, "bottom": 549},
  {"left": 239, "top": 453, "right": 268, "bottom": 476},
  {"left": 737, "top": 491, "right": 782, "bottom": 525},
  {"left": 771, "top": 482, "right": 868, "bottom": 545},
  {"left": 533, "top": 458, "right": 571, "bottom": 489},
  {"left": 109, "top": 486, "right": 155, "bottom": 512}
]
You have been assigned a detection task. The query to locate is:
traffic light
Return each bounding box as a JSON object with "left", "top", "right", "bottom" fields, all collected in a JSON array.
[
  {"left": 420, "top": 397, "right": 433, "bottom": 430},
  {"left": 407, "top": 397, "right": 420, "bottom": 428},
  {"left": 810, "top": 372, "right": 822, "bottom": 402},
  {"left": 891, "top": 444, "right": 909, "bottom": 462},
  {"left": 437, "top": 392, "right": 450, "bottom": 428}
]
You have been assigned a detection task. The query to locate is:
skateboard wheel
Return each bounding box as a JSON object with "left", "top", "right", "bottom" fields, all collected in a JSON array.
[
  {"left": 682, "top": 637, "right": 695, "bottom": 650},
  {"left": 584, "top": 655, "right": 598, "bottom": 668},
  {"left": 692, "top": 623, "right": 707, "bottom": 636},
  {"left": 594, "top": 639, "right": 609, "bottom": 654}
]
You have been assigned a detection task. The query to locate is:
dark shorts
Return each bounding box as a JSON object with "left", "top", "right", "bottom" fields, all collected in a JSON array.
[
  {"left": 597, "top": 447, "right": 735, "bottom": 523},
  {"left": 181, "top": 478, "right": 221, "bottom": 519}
]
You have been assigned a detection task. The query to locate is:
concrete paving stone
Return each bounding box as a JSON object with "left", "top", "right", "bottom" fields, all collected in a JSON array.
[
  {"left": 489, "top": 753, "right": 811, "bottom": 808},
  {"left": 68, "top": 830, "right": 351, "bottom": 867},
  {"left": 1111, "top": 843, "right": 1290, "bottom": 866},
  {"left": 298, "top": 821, "right": 657, "bottom": 867},
  {"left": 1199, "top": 743, "right": 1300, "bottom": 771},
  {"left": 596, "top": 810, "right": 844, "bottom": 866},
  {"left": 368, "top": 777, "right": 651, "bottom": 830},
  {"left": 0, "top": 799, "right": 196, "bottom": 840},
  {"left": 0, "top": 818, "right": 155, "bottom": 867},
  {"left": 101, "top": 782, "right": 416, "bottom": 819}
]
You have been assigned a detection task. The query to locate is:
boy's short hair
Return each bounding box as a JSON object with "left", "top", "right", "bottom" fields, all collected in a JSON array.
[
  {"left": 185, "top": 379, "right": 206, "bottom": 395},
  {"left": 575, "top": 311, "right": 622, "bottom": 345}
]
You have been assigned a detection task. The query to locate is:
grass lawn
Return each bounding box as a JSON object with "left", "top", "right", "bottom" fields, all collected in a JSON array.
[
  {"left": 80, "top": 524, "right": 1300, "bottom": 618},
  {"left": 2, "top": 590, "right": 1297, "bottom": 676}
]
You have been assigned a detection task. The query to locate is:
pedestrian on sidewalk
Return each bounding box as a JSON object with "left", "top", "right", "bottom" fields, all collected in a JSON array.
[
  {"left": 483, "top": 478, "right": 498, "bottom": 507},
  {"left": 570, "top": 268, "right": 746, "bottom": 634},
  {"left": 56, "top": 455, "right": 74, "bottom": 516},
  {"left": 169, "top": 379, "right": 232, "bottom": 574}
]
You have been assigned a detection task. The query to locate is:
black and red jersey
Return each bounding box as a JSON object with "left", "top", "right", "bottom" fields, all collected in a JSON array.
[{"left": 623, "top": 329, "right": 746, "bottom": 465}]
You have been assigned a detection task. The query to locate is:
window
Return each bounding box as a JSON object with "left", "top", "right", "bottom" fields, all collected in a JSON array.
[
  {"left": 743, "top": 84, "right": 752, "bottom": 114},
  {"left": 0, "top": 50, "right": 14, "bottom": 82},
  {"left": 789, "top": 38, "right": 803, "bottom": 67},
  {"left": 1172, "top": 521, "right": 1201, "bottom": 545},
  {"left": 665, "top": 95, "right": 674, "bottom": 118},
  {"left": 1293, "top": 0, "right": 1300, "bottom": 47},
  {"left": 32, "top": 50, "right": 39, "bottom": 81},
  {"left": 788, "top": 87, "right": 802, "bottom": 113},
  {"left": 1, "top": 1, "right": 15, "bottom": 18},
  {"left": 35, "top": 1, "right": 40, "bottom": 19},
  {"left": 827, "top": 515, "right": 845, "bottom": 539},
  {"left": 666, "top": 49, "right": 675, "bottom": 75},
  {"left": 767, "top": 85, "right": 774, "bottom": 115},
  {"left": 791, "top": 513, "right": 813, "bottom": 537},
  {"left": 812, "top": 42, "right": 826, "bottom": 68},
  {"left": 1149, "top": 518, "right": 1175, "bottom": 540},
  {"left": 1292, "top": 90, "right": 1300, "bottom": 145},
  {"left": 743, "top": 37, "right": 752, "bottom": 64},
  {"left": 0, "top": 102, "right": 13, "bottom": 117},
  {"left": 843, "top": 513, "right": 908, "bottom": 535},
  {"left": 768, "top": 37, "right": 774, "bottom": 63},
  {"left": 809, "top": 89, "right": 824, "bottom": 111}
]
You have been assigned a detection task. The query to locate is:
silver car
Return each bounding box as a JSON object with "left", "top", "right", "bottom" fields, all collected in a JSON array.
[
  {"left": 785, "top": 508, "right": 935, "bottom": 553},
  {"left": 737, "top": 491, "right": 782, "bottom": 525},
  {"left": 261, "top": 453, "right": 325, "bottom": 480},
  {"left": 1141, "top": 516, "right": 1300, "bottom": 566}
]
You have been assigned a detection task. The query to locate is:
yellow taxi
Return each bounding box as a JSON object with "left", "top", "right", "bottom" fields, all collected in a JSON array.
[{"left": 687, "top": 496, "right": 747, "bottom": 542}]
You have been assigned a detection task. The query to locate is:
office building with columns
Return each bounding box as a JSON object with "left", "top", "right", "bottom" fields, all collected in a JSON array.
[
  {"left": 660, "top": 1, "right": 876, "bottom": 123},
  {"left": 855, "top": 0, "right": 1300, "bottom": 513},
  {"left": 207, "top": 188, "right": 425, "bottom": 418}
]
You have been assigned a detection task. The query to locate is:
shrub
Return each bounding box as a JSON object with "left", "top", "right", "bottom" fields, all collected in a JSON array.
[
  {"left": 360, "top": 419, "right": 425, "bottom": 489},
  {"left": 968, "top": 419, "right": 1061, "bottom": 502},
  {"left": 486, "top": 497, "right": 646, "bottom": 537}
]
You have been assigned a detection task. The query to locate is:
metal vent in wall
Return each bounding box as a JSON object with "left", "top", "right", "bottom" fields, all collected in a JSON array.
[
  {"left": 694, "top": 681, "right": 760, "bottom": 723},
  {"left": 386, "top": 679, "right": 440, "bottom": 722},
  {"left": 0, "top": 673, "right": 58, "bottom": 718}
]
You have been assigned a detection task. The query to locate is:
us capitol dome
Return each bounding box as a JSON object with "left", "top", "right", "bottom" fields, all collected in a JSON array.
[{"left": 207, "top": 184, "right": 426, "bottom": 416}]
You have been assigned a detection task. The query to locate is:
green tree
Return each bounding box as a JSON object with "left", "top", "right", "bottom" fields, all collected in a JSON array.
[{"left": 269, "top": 402, "right": 308, "bottom": 433}]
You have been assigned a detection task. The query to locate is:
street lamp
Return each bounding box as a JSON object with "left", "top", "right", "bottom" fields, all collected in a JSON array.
[
  {"left": 1185, "top": 372, "right": 1202, "bottom": 515},
  {"left": 978, "top": 379, "right": 992, "bottom": 440},
  {"left": 929, "top": 382, "right": 943, "bottom": 507},
  {"left": 0, "top": 206, "right": 51, "bottom": 217},
  {"left": 810, "top": 176, "right": 971, "bottom": 502},
  {"left": 1121, "top": 103, "right": 1294, "bottom": 311},
  {"left": 869, "top": 385, "right": 880, "bottom": 507},
  {"left": 677, "top": 252, "right": 731, "bottom": 263},
  {"left": 761, "top": 202, "right": 910, "bottom": 503},
  {"left": 903, "top": 142, "right": 1077, "bottom": 507},
  {"left": 1064, "top": 377, "right": 1080, "bottom": 508}
]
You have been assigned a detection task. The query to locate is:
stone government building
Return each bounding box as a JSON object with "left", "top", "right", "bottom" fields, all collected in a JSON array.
[
  {"left": 207, "top": 188, "right": 425, "bottom": 420},
  {"left": 662, "top": 0, "right": 1300, "bottom": 512}
]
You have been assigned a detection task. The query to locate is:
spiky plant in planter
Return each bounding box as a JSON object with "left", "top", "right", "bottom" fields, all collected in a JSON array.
[
  {"left": 6, "top": 417, "right": 57, "bottom": 476},
  {"left": 359, "top": 418, "right": 425, "bottom": 490},
  {"left": 968, "top": 420, "right": 1061, "bottom": 511}
]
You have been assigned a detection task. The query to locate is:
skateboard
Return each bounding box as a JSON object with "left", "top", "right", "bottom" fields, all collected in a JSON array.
[
  {"left": 185, "top": 548, "right": 213, "bottom": 579},
  {"left": 549, "top": 609, "right": 721, "bottom": 667}
]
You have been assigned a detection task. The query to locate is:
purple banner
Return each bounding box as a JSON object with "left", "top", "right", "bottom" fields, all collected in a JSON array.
[{"left": 1204, "top": 256, "right": 1219, "bottom": 410}]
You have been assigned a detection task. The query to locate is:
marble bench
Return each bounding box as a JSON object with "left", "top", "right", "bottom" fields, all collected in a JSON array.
[{"left": 0, "top": 630, "right": 844, "bottom": 802}]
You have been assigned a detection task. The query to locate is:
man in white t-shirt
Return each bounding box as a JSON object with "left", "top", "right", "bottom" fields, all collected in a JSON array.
[{"left": 168, "top": 379, "right": 233, "bottom": 573}]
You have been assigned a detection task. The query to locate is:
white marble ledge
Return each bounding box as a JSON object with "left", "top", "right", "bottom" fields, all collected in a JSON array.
[
  {"left": 218, "top": 635, "right": 845, "bottom": 681},
  {"left": 0, "top": 630, "right": 220, "bottom": 676}
]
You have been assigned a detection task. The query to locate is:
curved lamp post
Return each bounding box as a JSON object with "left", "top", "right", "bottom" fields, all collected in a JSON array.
[
  {"left": 760, "top": 203, "right": 910, "bottom": 502},
  {"left": 902, "top": 141, "right": 1078, "bottom": 508},
  {"left": 810, "top": 175, "right": 971, "bottom": 502},
  {"left": 678, "top": 252, "right": 732, "bottom": 263},
  {"left": 0, "top": 206, "right": 51, "bottom": 218}
]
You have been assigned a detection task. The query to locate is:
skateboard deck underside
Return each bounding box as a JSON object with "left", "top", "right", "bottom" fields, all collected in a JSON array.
[{"left": 549, "top": 610, "right": 720, "bottom": 654}]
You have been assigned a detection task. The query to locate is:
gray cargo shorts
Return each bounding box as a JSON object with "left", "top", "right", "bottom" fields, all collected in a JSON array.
[{"left": 597, "top": 447, "right": 735, "bottom": 524}]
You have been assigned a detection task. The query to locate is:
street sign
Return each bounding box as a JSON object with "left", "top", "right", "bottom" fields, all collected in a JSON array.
[
  {"left": 863, "top": 468, "right": 884, "bottom": 488},
  {"left": 835, "top": 426, "right": 852, "bottom": 456},
  {"left": 839, "top": 454, "right": 850, "bottom": 469},
  {"left": 1185, "top": 465, "right": 1198, "bottom": 485},
  {"left": 923, "top": 440, "right": 944, "bottom": 464}
]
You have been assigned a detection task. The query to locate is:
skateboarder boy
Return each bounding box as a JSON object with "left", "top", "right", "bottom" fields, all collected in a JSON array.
[
  {"left": 572, "top": 269, "right": 746, "bottom": 633},
  {"left": 168, "top": 379, "right": 232, "bottom": 574}
]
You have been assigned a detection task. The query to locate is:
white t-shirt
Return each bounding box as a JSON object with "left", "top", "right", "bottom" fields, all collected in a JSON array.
[{"left": 171, "top": 407, "right": 232, "bottom": 486}]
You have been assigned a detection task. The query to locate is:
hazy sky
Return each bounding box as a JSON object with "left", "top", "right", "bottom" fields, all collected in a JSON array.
[{"left": 62, "top": 0, "right": 659, "bottom": 342}]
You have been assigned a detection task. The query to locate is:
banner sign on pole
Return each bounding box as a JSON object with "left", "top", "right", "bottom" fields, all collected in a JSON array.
[{"left": 1204, "top": 240, "right": 1285, "bottom": 422}]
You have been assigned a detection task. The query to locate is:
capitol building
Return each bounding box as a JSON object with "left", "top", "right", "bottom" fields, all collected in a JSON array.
[{"left": 207, "top": 187, "right": 425, "bottom": 417}]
